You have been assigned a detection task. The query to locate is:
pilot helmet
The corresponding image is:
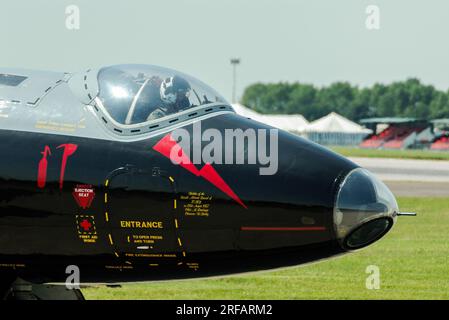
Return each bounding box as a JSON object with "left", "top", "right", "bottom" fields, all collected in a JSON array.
[{"left": 160, "top": 76, "right": 191, "bottom": 105}]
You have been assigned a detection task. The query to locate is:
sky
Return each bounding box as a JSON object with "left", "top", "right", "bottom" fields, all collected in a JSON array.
[{"left": 1, "top": 0, "right": 449, "bottom": 101}]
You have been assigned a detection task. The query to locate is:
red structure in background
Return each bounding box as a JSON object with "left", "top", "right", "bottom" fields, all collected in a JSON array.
[
  {"left": 430, "top": 134, "right": 449, "bottom": 150},
  {"left": 382, "top": 126, "right": 425, "bottom": 149},
  {"left": 359, "top": 119, "right": 429, "bottom": 150},
  {"left": 360, "top": 126, "right": 397, "bottom": 148}
]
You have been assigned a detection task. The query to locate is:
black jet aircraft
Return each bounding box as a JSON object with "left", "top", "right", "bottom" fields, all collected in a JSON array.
[{"left": 0, "top": 64, "right": 414, "bottom": 300}]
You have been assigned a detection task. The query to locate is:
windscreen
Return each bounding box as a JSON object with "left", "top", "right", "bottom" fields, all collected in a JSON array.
[{"left": 97, "top": 64, "right": 228, "bottom": 125}]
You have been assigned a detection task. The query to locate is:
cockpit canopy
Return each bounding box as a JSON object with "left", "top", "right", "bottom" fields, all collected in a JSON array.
[{"left": 97, "top": 64, "right": 228, "bottom": 125}]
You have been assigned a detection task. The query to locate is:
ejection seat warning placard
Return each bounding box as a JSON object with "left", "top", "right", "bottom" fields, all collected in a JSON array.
[
  {"left": 181, "top": 192, "right": 212, "bottom": 217},
  {"left": 73, "top": 184, "right": 95, "bottom": 209}
]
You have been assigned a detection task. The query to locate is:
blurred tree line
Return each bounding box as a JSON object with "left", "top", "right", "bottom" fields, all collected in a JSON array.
[{"left": 241, "top": 79, "right": 449, "bottom": 121}]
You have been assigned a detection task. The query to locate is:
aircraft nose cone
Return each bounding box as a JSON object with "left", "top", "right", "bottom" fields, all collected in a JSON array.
[{"left": 333, "top": 168, "right": 398, "bottom": 250}]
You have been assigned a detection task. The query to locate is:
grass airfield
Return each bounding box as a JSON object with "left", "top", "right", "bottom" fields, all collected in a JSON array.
[
  {"left": 330, "top": 146, "right": 449, "bottom": 161},
  {"left": 83, "top": 197, "right": 449, "bottom": 300}
]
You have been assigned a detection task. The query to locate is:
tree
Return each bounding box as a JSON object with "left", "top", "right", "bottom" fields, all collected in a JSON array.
[{"left": 240, "top": 79, "right": 449, "bottom": 121}]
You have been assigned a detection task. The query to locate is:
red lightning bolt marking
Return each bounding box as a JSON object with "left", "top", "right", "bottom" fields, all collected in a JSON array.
[{"left": 153, "top": 133, "right": 247, "bottom": 209}]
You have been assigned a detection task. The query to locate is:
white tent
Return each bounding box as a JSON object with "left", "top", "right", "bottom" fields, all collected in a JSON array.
[
  {"left": 305, "top": 112, "right": 371, "bottom": 134},
  {"left": 304, "top": 112, "right": 372, "bottom": 145},
  {"left": 231, "top": 103, "right": 308, "bottom": 133}
]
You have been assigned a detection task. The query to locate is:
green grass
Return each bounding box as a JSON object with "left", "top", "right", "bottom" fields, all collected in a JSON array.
[
  {"left": 83, "top": 197, "right": 449, "bottom": 300},
  {"left": 329, "top": 146, "right": 449, "bottom": 161}
]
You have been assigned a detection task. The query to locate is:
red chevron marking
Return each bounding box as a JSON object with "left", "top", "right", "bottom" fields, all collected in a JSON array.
[{"left": 153, "top": 133, "right": 247, "bottom": 209}]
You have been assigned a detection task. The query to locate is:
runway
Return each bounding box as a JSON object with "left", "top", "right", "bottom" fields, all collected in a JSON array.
[{"left": 348, "top": 157, "right": 449, "bottom": 197}]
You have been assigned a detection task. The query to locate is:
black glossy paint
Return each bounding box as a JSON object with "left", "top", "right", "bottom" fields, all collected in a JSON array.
[{"left": 0, "top": 113, "right": 358, "bottom": 283}]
